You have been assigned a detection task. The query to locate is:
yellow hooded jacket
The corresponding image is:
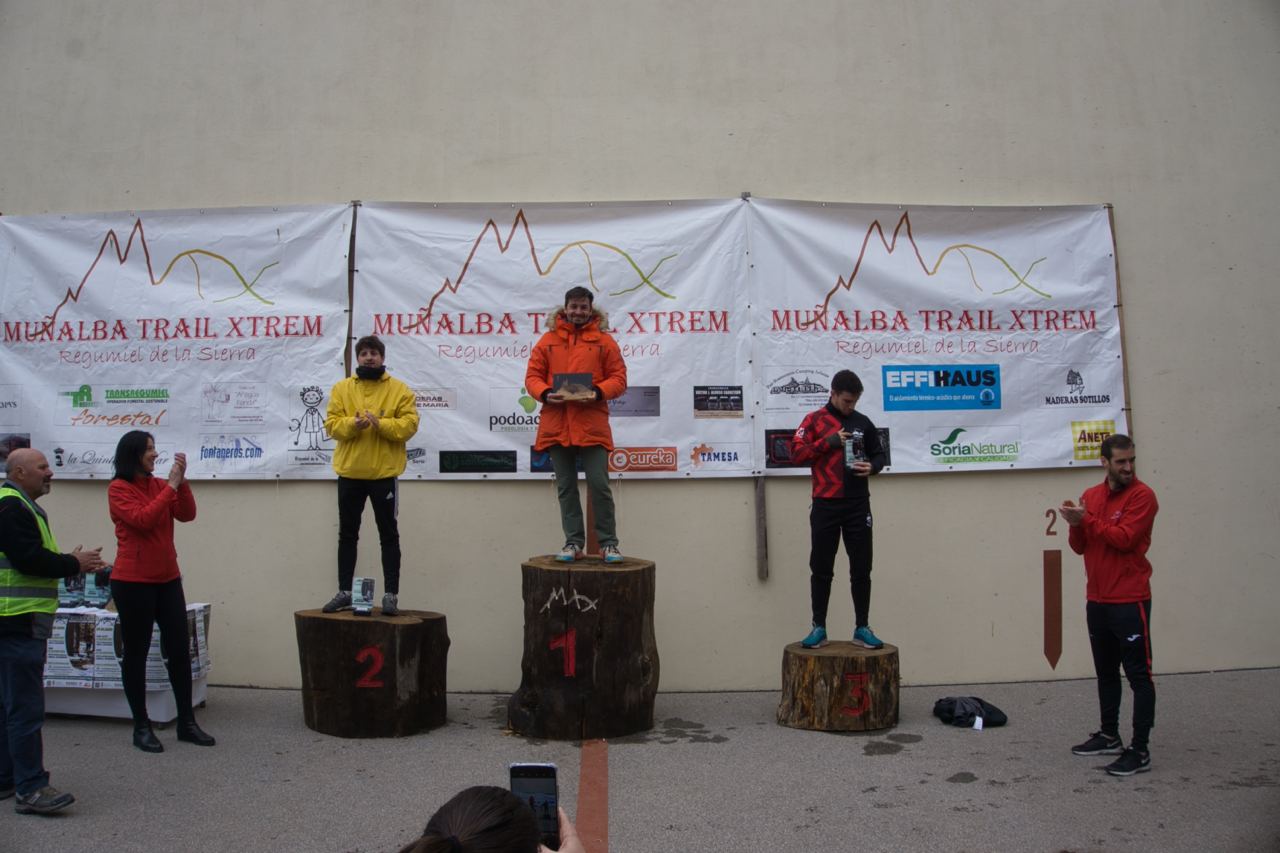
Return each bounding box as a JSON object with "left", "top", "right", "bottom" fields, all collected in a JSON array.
[{"left": 324, "top": 372, "right": 420, "bottom": 480}]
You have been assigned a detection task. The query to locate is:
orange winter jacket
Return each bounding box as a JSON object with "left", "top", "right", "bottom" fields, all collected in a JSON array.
[{"left": 525, "top": 308, "right": 627, "bottom": 451}]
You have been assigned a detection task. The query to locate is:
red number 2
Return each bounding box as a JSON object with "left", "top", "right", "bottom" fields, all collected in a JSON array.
[
  {"left": 549, "top": 629, "right": 577, "bottom": 677},
  {"left": 840, "top": 672, "right": 870, "bottom": 716},
  {"left": 355, "top": 644, "right": 385, "bottom": 688},
  {"left": 1045, "top": 508, "right": 1058, "bottom": 536}
]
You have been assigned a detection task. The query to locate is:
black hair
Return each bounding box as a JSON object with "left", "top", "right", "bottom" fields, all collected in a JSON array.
[
  {"left": 354, "top": 335, "right": 386, "bottom": 358},
  {"left": 1100, "top": 433, "right": 1133, "bottom": 460},
  {"left": 397, "top": 786, "right": 540, "bottom": 853},
  {"left": 831, "top": 369, "right": 863, "bottom": 396},
  {"left": 564, "top": 286, "right": 594, "bottom": 305},
  {"left": 112, "top": 430, "right": 154, "bottom": 481}
]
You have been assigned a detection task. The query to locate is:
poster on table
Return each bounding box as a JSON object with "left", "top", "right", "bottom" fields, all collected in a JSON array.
[
  {"left": 747, "top": 199, "right": 1127, "bottom": 474},
  {"left": 0, "top": 205, "right": 351, "bottom": 479},
  {"left": 354, "top": 200, "right": 755, "bottom": 479}
]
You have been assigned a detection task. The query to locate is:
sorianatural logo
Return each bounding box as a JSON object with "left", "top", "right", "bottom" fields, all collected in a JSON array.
[{"left": 929, "top": 427, "right": 1020, "bottom": 464}]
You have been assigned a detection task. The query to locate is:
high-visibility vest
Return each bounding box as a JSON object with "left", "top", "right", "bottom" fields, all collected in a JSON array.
[{"left": 0, "top": 485, "right": 61, "bottom": 617}]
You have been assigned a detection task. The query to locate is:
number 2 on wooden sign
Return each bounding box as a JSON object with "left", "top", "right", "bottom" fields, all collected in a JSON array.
[
  {"left": 840, "top": 672, "right": 870, "bottom": 716},
  {"left": 549, "top": 628, "right": 577, "bottom": 677},
  {"left": 355, "top": 644, "right": 385, "bottom": 688}
]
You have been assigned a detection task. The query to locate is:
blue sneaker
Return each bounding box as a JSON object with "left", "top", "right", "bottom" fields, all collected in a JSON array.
[
  {"left": 852, "top": 625, "right": 885, "bottom": 649},
  {"left": 800, "top": 625, "right": 829, "bottom": 648},
  {"left": 555, "top": 543, "right": 583, "bottom": 562},
  {"left": 602, "top": 544, "right": 624, "bottom": 564}
]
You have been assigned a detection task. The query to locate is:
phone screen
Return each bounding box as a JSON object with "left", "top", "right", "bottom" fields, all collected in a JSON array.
[{"left": 510, "top": 762, "right": 559, "bottom": 849}]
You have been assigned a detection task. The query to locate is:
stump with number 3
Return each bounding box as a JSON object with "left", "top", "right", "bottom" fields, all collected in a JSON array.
[
  {"left": 777, "top": 641, "right": 899, "bottom": 731},
  {"left": 294, "top": 608, "right": 449, "bottom": 738},
  {"left": 508, "top": 555, "right": 659, "bottom": 740}
]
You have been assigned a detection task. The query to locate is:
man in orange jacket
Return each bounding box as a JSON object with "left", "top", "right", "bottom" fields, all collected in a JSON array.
[{"left": 525, "top": 287, "right": 627, "bottom": 564}]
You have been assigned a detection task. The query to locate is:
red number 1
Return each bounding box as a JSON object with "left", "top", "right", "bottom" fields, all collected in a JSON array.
[
  {"left": 840, "top": 672, "right": 870, "bottom": 716},
  {"left": 549, "top": 629, "right": 577, "bottom": 677},
  {"left": 355, "top": 644, "right": 385, "bottom": 688}
]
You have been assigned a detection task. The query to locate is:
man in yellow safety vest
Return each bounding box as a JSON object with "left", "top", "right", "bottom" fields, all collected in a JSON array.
[{"left": 1, "top": 448, "right": 104, "bottom": 815}]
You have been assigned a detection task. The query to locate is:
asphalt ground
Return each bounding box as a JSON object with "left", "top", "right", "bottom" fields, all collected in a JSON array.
[{"left": 3, "top": 669, "right": 1278, "bottom": 853}]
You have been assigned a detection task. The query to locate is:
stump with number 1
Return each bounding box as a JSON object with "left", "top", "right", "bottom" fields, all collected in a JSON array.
[{"left": 508, "top": 555, "right": 659, "bottom": 740}]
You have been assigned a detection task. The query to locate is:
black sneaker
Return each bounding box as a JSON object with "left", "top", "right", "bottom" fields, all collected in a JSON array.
[
  {"left": 1071, "top": 731, "right": 1123, "bottom": 756},
  {"left": 14, "top": 786, "right": 75, "bottom": 815},
  {"left": 322, "top": 591, "right": 352, "bottom": 613},
  {"left": 1105, "top": 748, "right": 1151, "bottom": 776}
]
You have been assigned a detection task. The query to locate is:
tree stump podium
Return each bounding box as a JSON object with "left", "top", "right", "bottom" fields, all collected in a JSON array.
[
  {"left": 508, "top": 555, "right": 659, "bottom": 740},
  {"left": 294, "top": 608, "right": 449, "bottom": 738},
  {"left": 777, "top": 641, "right": 899, "bottom": 732}
]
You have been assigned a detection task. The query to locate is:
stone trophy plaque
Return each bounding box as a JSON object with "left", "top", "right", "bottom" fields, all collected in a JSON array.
[{"left": 552, "top": 373, "right": 596, "bottom": 402}]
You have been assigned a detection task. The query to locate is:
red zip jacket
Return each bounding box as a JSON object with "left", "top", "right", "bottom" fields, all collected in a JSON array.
[
  {"left": 108, "top": 476, "right": 197, "bottom": 584},
  {"left": 1068, "top": 477, "right": 1158, "bottom": 603},
  {"left": 790, "top": 403, "right": 885, "bottom": 500}
]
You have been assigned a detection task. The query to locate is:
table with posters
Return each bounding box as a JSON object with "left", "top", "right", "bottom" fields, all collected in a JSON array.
[{"left": 43, "top": 603, "right": 212, "bottom": 723}]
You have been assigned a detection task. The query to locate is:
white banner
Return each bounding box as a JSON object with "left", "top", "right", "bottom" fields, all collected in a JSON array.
[
  {"left": 0, "top": 205, "right": 351, "bottom": 479},
  {"left": 354, "top": 201, "right": 754, "bottom": 479},
  {"left": 749, "top": 199, "right": 1127, "bottom": 473},
  {"left": 0, "top": 199, "right": 1125, "bottom": 479}
]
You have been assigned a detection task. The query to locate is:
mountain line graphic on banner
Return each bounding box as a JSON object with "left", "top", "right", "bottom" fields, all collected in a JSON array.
[
  {"left": 413, "top": 208, "right": 680, "bottom": 329},
  {"left": 25, "top": 218, "right": 279, "bottom": 341},
  {"left": 802, "top": 210, "right": 1051, "bottom": 329}
]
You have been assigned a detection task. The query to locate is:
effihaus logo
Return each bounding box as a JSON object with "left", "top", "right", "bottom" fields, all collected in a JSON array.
[
  {"left": 883, "top": 364, "right": 1001, "bottom": 411},
  {"left": 489, "top": 388, "right": 540, "bottom": 432},
  {"left": 1044, "top": 369, "right": 1112, "bottom": 407},
  {"left": 929, "top": 426, "right": 1020, "bottom": 465}
]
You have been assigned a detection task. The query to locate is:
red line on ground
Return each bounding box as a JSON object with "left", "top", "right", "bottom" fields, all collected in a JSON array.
[{"left": 576, "top": 738, "right": 609, "bottom": 853}]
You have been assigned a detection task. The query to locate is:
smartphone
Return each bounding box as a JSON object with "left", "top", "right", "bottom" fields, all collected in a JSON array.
[{"left": 510, "top": 761, "right": 559, "bottom": 849}]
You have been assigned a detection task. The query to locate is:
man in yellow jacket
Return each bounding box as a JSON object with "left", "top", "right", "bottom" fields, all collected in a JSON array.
[
  {"left": 321, "top": 336, "right": 420, "bottom": 615},
  {"left": 2, "top": 448, "right": 104, "bottom": 814}
]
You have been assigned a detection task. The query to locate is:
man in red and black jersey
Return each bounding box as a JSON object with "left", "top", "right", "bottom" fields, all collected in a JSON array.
[
  {"left": 1060, "top": 433, "right": 1159, "bottom": 777},
  {"left": 790, "top": 370, "right": 887, "bottom": 650}
]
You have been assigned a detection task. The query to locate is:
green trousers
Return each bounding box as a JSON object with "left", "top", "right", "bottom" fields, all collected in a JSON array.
[{"left": 547, "top": 444, "right": 618, "bottom": 548}]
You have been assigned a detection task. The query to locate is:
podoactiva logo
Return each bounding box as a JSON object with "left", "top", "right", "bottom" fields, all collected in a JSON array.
[
  {"left": 489, "top": 388, "right": 540, "bottom": 432},
  {"left": 609, "top": 447, "right": 678, "bottom": 472},
  {"left": 929, "top": 426, "right": 1020, "bottom": 464}
]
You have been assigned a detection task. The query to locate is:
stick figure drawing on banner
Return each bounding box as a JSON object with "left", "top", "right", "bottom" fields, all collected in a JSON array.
[{"left": 291, "top": 386, "right": 328, "bottom": 450}]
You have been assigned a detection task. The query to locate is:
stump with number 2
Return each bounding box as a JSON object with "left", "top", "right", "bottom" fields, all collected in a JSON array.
[
  {"left": 776, "top": 641, "right": 899, "bottom": 731},
  {"left": 508, "top": 555, "right": 659, "bottom": 740},
  {"left": 294, "top": 608, "right": 450, "bottom": 738}
]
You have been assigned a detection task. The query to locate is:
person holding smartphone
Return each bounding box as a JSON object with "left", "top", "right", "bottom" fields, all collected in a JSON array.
[
  {"left": 396, "top": 785, "right": 585, "bottom": 853},
  {"left": 108, "top": 431, "right": 214, "bottom": 753}
]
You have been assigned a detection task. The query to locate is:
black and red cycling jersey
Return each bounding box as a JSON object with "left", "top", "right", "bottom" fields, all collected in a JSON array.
[{"left": 790, "top": 402, "right": 885, "bottom": 500}]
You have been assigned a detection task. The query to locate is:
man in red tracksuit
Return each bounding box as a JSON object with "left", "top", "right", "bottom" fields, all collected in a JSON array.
[
  {"left": 790, "top": 370, "right": 887, "bottom": 651},
  {"left": 1060, "top": 433, "right": 1159, "bottom": 777}
]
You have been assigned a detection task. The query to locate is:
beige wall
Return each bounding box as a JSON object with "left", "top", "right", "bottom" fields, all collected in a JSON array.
[{"left": 3, "top": 1, "right": 1277, "bottom": 689}]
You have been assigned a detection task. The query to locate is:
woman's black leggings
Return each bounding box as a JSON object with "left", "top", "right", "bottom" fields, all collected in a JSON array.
[{"left": 110, "top": 577, "right": 193, "bottom": 725}]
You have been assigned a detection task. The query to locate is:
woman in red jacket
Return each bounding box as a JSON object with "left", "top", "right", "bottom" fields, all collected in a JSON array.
[{"left": 108, "top": 430, "right": 214, "bottom": 752}]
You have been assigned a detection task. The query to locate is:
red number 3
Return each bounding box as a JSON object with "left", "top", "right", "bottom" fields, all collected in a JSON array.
[
  {"left": 840, "top": 672, "right": 870, "bottom": 716},
  {"left": 355, "top": 644, "right": 385, "bottom": 688}
]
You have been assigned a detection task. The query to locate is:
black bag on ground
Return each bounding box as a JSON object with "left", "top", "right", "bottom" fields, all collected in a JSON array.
[{"left": 932, "top": 696, "right": 1008, "bottom": 727}]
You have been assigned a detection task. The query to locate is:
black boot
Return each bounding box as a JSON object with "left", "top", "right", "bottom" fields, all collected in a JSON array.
[
  {"left": 175, "top": 719, "right": 216, "bottom": 747},
  {"left": 132, "top": 722, "right": 163, "bottom": 753}
]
